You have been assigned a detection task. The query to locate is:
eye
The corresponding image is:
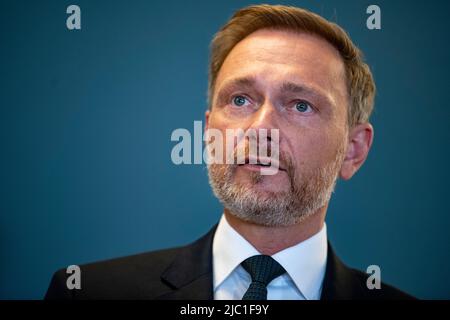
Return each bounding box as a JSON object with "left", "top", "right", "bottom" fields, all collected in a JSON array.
[
  {"left": 295, "top": 101, "right": 313, "bottom": 113},
  {"left": 232, "top": 95, "right": 249, "bottom": 107}
]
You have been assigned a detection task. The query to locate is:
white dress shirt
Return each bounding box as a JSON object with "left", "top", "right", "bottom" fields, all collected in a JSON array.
[{"left": 213, "top": 214, "right": 328, "bottom": 300}]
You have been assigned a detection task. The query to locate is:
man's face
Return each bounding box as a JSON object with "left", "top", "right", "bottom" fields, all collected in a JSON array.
[{"left": 206, "top": 29, "right": 349, "bottom": 226}]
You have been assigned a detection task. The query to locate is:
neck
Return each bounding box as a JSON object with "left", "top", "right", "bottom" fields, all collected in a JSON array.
[{"left": 224, "top": 206, "right": 327, "bottom": 256}]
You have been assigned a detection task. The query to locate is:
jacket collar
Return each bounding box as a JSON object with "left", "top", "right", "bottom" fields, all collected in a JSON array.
[
  {"left": 158, "top": 224, "right": 357, "bottom": 300},
  {"left": 320, "top": 243, "right": 361, "bottom": 300},
  {"left": 157, "top": 225, "right": 217, "bottom": 299}
]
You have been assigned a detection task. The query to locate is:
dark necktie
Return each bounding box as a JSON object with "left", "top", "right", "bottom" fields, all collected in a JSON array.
[{"left": 241, "top": 255, "right": 286, "bottom": 300}]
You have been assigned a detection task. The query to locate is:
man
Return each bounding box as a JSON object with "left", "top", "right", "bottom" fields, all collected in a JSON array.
[{"left": 45, "top": 4, "right": 413, "bottom": 300}]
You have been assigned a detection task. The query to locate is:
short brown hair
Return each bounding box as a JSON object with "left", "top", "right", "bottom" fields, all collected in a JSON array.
[{"left": 208, "top": 4, "right": 375, "bottom": 127}]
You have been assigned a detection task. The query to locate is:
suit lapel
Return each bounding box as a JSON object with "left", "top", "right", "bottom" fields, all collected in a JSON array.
[
  {"left": 157, "top": 226, "right": 361, "bottom": 300},
  {"left": 156, "top": 225, "right": 217, "bottom": 300},
  {"left": 321, "top": 242, "right": 362, "bottom": 300}
]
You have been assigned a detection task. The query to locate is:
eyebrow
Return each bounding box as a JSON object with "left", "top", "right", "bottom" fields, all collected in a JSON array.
[
  {"left": 217, "top": 76, "right": 256, "bottom": 101},
  {"left": 215, "top": 76, "right": 334, "bottom": 107},
  {"left": 225, "top": 77, "right": 257, "bottom": 88},
  {"left": 280, "top": 81, "right": 316, "bottom": 95}
]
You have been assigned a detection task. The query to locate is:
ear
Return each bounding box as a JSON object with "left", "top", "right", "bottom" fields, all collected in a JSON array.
[
  {"left": 339, "top": 123, "right": 374, "bottom": 180},
  {"left": 204, "top": 110, "right": 210, "bottom": 132}
]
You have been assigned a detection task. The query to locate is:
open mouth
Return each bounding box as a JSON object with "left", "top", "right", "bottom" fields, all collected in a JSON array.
[
  {"left": 238, "top": 156, "right": 285, "bottom": 171},
  {"left": 239, "top": 161, "right": 272, "bottom": 167}
]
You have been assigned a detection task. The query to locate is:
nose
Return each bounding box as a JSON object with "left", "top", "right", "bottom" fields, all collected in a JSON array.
[
  {"left": 240, "top": 101, "right": 281, "bottom": 162},
  {"left": 247, "top": 101, "right": 280, "bottom": 141}
]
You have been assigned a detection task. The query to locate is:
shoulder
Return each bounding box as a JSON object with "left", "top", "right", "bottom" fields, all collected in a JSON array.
[
  {"left": 322, "top": 244, "right": 416, "bottom": 300},
  {"left": 346, "top": 267, "right": 416, "bottom": 300},
  {"left": 44, "top": 246, "right": 182, "bottom": 300},
  {"left": 45, "top": 225, "right": 217, "bottom": 300}
]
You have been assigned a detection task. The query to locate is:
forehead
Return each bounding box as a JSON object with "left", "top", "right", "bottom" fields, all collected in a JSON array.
[{"left": 215, "top": 29, "right": 348, "bottom": 105}]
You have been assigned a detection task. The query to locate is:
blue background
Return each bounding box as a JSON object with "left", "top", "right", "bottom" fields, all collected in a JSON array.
[{"left": 1, "top": 0, "right": 449, "bottom": 299}]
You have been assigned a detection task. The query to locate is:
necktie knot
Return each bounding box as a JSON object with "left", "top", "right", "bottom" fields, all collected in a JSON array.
[{"left": 241, "top": 255, "right": 286, "bottom": 300}]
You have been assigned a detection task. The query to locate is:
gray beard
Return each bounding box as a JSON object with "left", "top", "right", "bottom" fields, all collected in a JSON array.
[{"left": 207, "top": 149, "right": 344, "bottom": 227}]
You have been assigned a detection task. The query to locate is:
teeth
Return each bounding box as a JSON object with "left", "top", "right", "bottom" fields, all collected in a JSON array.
[
  {"left": 241, "top": 158, "right": 272, "bottom": 166},
  {"left": 255, "top": 162, "right": 270, "bottom": 166}
]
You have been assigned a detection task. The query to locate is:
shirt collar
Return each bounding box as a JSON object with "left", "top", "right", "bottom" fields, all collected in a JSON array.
[
  {"left": 213, "top": 215, "right": 259, "bottom": 290},
  {"left": 212, "top": 214, "right": 328, "bottom": 300},
  {"left": 272, "top": 222, "right": 327, "bottom": 300}
]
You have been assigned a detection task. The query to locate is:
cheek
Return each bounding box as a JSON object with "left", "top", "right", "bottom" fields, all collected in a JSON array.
[
  {"left": 205, "top": 119, "right": 237, "bottom": 164},
  {"left": 289, "top": 126, "right": 345, "bottom": 168},
  {"left": 208, "top": 112, "right": 250, "bottom": 149},
  {"left": 211, "top": 110, "right": 250, "bottom": 131}
]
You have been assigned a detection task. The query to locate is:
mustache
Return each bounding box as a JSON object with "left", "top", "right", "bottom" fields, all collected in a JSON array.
[
  {"left": 204, "top": 134, "right": 296, "bottom": 176},
  {"left": 230, "top": 143, "right": 294, "bottom": 174}
]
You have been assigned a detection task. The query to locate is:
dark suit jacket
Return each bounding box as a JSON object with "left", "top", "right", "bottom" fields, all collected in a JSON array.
[{"left": 45, "top": 225, "right": 414, "bottom": 300}]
